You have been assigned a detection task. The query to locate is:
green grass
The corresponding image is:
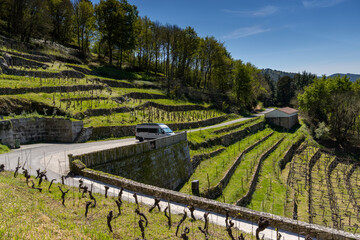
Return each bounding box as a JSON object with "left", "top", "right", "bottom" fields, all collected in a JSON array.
[
  {"left": 248, "top": 130, "right": 304, "bottom": 215},
  {"left": 0, "top": 145, "right": 9, "bottom": 154},
  {"left": 217, "top": 132, "right": 284, "bottom": 204},
  {"left": 180, "top": 128, "right": 273, "bottom": 195},
  {"left": 0, "top": 171, "right": 250, "bottom": 239}
]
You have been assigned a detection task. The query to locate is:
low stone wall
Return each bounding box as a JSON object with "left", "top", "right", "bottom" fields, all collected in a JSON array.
[
  {"left": 0, "top": 84, "right": 104, "bottom": 95},
  {"left": 278, "top": 135, "right": 305, "bottom": 170},
  {"left": 89, "top": 115, "right": 231, "bottom": 140},
  {"left": 191, "top": 148, "right": 226, "bottom": 169},
  {"left": 122, "top": 92, "right": 167, "bottom": 100},
  {"left": 11, "top": 55, "right": 49, "bottom": 69},
  {"left": 189, "top": 120, "right": 265, "bottom": 150},
  {"left": 213, "top": 117, "right": 258, "bottom": 134},
  {"left": 5, "top": 68, "right": 85, "bottom": 79},
  {"left": 236, "top": 137, "right": 285, "bottom": 207},
  {"left": 139, "top": 101, "right": 208, "bottom": 112},
  {"left": 205, "top": 132, "right": 274, "bottom": 199},
  {"left": 308, "top": 149, "right": 321, "bottom": 224},
  {"left": 92, "top": 78, "right": 134, "bottom": 88},
  {"left": 0, "top": 50, "right": 53, "bottom": 63},
  {"left": 75, "top": 167, "right": 359, "bottom": 240},
  {"left": 0, "top": 118, "right": 83, "bottom": 147},
  {"left": 168, "top": 115, "right": 230, "bottom": 131},
  {"left": 70, "top": 132, "right": 192, "bottom": 190}
]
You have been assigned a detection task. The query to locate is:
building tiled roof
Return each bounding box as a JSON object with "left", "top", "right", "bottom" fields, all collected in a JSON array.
[{"left": 277, "top": 107, "right": 298, "bottom": 115}]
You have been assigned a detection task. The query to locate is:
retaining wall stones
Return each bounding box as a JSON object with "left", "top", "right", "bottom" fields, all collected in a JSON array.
[
  {"left": 191, "top": 148, "right": 226, "bottom": 170},
  {"left": 0, "top": 50, "right": 53, "bottom": 63},
  {"left": 0, "top": 84, "right": 104, "bottom": 95},
  {"left": 70, "top": 132, "right": 191, "bottom": 190},
  {"left": 0, "top": 120, "right": 14, "bottom": 148},
  {"left": 0, "top": 118, "right": 83, "bottom": 147},
  {"left": 236, "top": 137, "right": 285, "bottom": 207},
  {"left": 189, "top": 120, "right": 265, "bottom": 150},
  {"left": 92, "top": 78, "right": 134, "bottom": 88},
  {"left": 89, "top": 115, "right": 232, "bottom": 140},
  {"left": 122, "top": 92, "right": 167, "bottom": 100},
  {"left": 5, "top": 68, "right": 85, "bottom": 78},
  {"left": 75, "top": 166, "right": 359, "bottom": 240},
  {"left": 138, "top": 101, "right": 207, "bottom": 112},
  {"left": 204, "top": 132, "right": 274, "bottom": 199},
  {"left": 278, "top": 135, "right": 305, "bottom": 170},
  {"left": 213, "top": 117, "right": 258, "bottom": 134}
]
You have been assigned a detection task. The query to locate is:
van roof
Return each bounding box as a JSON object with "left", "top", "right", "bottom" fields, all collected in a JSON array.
[{"left": 136, "top": 123, "right": 167, "bottom": 126}]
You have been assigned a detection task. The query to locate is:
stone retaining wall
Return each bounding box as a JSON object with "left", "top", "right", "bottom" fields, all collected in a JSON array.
[
  {"left": 92, "top": 78, "right": 134, "bottom": 88},
  {"left": 139, "top": 101, "right": 208, "bottom": 112},
  {"left": 191, "top": 148, "right": 226, "bottom": 169},
  {"left": 213, "top": 117, "right": 258, "bottom": 134},
  {"left": 278, "top": 135, "right": 305, "bottom": 170},
  {"left": 5, "top": 68, "right": 85, "bottom": 78},
  {"left": 0, "top": 118, "right": 83, "bottom": 147},
  {"left": 74, "top": 166, "right": 359, "bottom": 239},
  {"left": 189, "top": 120, "right": 265, "bottom": 150},
  {"left": 122, "top": 92, "right": 167, "bottom": 100},
  {"left": 70, "top": 132, "right": 191, "bottom": 190},
  {"left": 205, "top": 132, "right": 274, "bottom": 199},
  {"left": 89, "top": 115, "right": 231, "bottom": 140},
  {"left": 0, "top": 50, "right": 53, "bottom": 63},
  {"left": 0, "top": 84, "right": 104, "bottom": 95},
  {"left": 236, "top": 137, "right": 285, "bottom": 206}
]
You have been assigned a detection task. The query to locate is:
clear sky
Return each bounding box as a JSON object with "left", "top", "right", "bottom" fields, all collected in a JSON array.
[{"left": 91, "top": 0, "right": 360, "bottom": 76}]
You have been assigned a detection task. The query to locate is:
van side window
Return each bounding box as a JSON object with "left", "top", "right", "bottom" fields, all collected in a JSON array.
[
  {"left": 137, "top": 128, "right": 148, "bottom": 133},
  {"left": 149, "top": 128, "right": 157, "bottom": 133}
]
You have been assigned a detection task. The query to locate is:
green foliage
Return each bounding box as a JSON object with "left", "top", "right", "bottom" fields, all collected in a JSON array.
[
  {"left": 0, "top": 144, "right": 10, "bottom": 154},
  {"left": 298, "top": 75, "right": 360, "bottom": 142}
]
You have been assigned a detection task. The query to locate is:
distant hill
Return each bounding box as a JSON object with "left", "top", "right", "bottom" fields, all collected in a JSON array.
[
  {"left": 328, "top": 73, "right": 360, "bottom": 82},
  {"left": 262, "top": 69, "right": 360, "bottom": 83},
  {"left": 261, "top": 68, "right": 297, "bottom": 82}
]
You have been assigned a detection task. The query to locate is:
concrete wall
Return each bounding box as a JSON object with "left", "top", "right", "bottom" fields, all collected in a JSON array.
[
  {"left": 75, "top": 167, "right": 359, "bottom": 240},
  {"left": 70, "top": 132, "right": 192, "bottom": 190},
  {"left": 0, "top": 118, "right": 83, "bottom": 147}
]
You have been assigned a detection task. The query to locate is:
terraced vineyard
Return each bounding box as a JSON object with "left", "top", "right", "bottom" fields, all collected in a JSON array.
[
  {"left": 182, "top": 119, "right": 360, "bottom": 236},
  {"left": 0, "top": 45, "right": 234, "bottom": 132},
  {"left": 286, "top": 146, "right": 360, "bottom": 234}
]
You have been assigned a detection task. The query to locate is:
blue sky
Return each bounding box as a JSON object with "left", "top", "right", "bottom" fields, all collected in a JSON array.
[{"left": 91, "top": 0, "right": 360, "bottom": 76}]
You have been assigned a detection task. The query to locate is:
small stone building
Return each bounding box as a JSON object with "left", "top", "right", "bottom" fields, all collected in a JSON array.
[{"left": 265, "top": 107, "right": 299, "bottom": 130}]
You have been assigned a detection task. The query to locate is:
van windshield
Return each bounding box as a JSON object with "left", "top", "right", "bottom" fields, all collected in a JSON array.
[{"left": 162, "top": 128, "right": 173, "bottom": 133}]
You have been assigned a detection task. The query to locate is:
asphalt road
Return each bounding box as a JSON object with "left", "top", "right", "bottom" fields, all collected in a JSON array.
[{"left": 0, "top": 108, "right": 311, "bottom": 239}]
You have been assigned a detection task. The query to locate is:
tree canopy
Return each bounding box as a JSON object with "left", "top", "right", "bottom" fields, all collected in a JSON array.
[{"left": 298, "top": 75, "right": 360, "bottom": 143}]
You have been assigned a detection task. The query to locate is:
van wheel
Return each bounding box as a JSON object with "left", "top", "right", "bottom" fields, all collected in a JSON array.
[{"left": 139, "top": 137, "right": 144, "bottom": 142}]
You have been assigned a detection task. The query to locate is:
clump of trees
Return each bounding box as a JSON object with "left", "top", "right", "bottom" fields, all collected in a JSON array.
[{"left": 298, "top": 75, "right": 360, "bottom": 143}]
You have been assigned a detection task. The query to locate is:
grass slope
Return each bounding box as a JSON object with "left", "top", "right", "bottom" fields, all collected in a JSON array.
[{"left": 0, "top": 171, "right": 249, "bottom": 239}]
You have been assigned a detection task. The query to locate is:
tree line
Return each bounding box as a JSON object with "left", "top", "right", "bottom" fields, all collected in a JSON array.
[{"left": 0, "top": 0, "right": 320, "bottom": 111}]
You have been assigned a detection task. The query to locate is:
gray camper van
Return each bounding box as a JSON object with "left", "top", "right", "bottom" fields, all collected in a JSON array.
[{"left": 135, "top": 123, "right": 174, "bottom": 142}]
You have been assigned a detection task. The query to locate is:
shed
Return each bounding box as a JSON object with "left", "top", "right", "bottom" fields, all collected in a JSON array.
[{"left": 265, "top": 107, "right": 299, "bottom": 130}]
